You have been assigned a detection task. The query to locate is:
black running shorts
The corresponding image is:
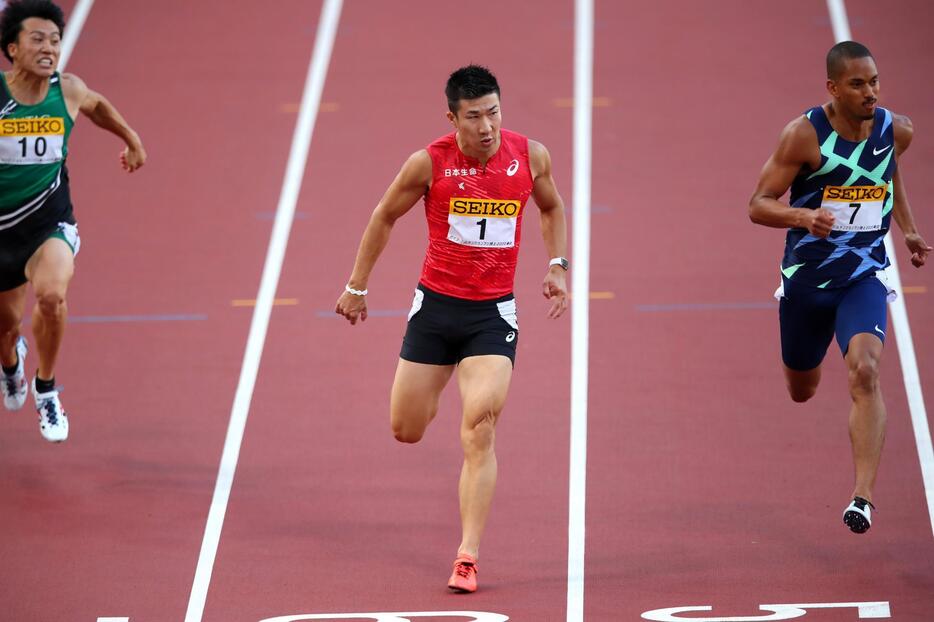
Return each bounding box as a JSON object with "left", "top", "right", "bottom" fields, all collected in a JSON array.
[
  {"left": 0, "top": 166, "right": 77, "bottom": 292},
  {"left": 400, "top": 283, "right": 519, "bottom": 366}
]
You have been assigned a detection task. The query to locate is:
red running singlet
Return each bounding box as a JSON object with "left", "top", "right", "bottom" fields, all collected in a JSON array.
[{"left": 419, "top": 129, "right": 534, "bottom": 300}]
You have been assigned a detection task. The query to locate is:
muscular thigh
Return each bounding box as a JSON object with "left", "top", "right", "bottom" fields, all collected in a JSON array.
[
  {"left": 390, "top": 358, "right": 455, "bottom": 427},
  {"left": 457, "top": 355, "right": 513, "bottom": 427},
  {"left": 25, "top": 236, "right": 75, "bottom": 291}
]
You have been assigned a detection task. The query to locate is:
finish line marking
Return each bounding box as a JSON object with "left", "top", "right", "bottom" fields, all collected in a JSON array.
[
  {"left": 567, "top": 0, "right": 593, "bottom": 619},
  {"left": 183, "top": 1, "right": 344, "bottom": 621},
  {"left": 826, "top": 0, "right": 934, "bottom": 538}
]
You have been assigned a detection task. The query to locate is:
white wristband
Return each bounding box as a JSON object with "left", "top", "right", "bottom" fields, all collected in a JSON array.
[
  {"left": 345, "top": 284, "right": 368, "bottom": 296},
  {"left": 549, "top": 257, "right": 569, "bottom": 270}
]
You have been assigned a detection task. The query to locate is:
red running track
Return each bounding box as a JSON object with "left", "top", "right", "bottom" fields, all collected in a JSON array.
[{"left": 0, "top": 1, "right": 931, "bottom": 621}]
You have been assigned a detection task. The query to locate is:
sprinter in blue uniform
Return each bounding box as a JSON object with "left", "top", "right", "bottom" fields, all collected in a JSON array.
[{"left": 749, "top": 41, "right": 931, "bottom": 534}]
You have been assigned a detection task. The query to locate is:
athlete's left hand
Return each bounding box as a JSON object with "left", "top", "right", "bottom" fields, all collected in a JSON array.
[
  {"left": 905, "top": 233, "right": 933, "bottom": 268},
  {"left": 121, "top": 144, "right": 147, "bottom": 173},
  {"left": 543, "top": 267, "right": 568, "bottom": 319}
]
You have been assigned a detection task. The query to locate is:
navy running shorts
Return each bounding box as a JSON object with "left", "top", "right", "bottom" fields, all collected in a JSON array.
[
  {"left": 400, "top": 283, "right": 519, "bottom": 366},
  {"left": 778, "top": 273, "right": 889, "bottom": 371}
]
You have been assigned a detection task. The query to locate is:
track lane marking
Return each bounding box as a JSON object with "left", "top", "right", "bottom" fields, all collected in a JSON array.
[
  {"left": 568, "top": 0, "right": 593, "bottom": 619},
  {"left": 826, "top": 0, "right": 934, "bottom": 538},
  {"left": 183, "top": 1, "right": 345, "bottom": 620},
  {"left": 58, "top": 0, "right": 96, "bottom": 71}
]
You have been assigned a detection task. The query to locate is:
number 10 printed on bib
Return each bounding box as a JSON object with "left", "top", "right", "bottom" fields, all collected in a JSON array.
[
  {"left": 447, "top": 197, "right": 521, "bottom": 248},
  {"left": 821, "top": 184, "right": 887, "bottom": 233}
]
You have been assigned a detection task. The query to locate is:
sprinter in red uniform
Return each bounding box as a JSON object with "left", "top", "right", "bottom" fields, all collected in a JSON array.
[{"left": 335, "top": 65, "right": 568, "bottom": 593}]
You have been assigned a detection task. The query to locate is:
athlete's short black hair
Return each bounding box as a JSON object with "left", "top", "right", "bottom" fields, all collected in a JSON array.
[
  {"left": 1, "top": 0, "right": 65, "bottom": 63},
  {"left": 826, "top": 41, "right": 873, "bottom": 80},
  {"left": 445, "top": 65, "right": 500, "bottom": 115}
]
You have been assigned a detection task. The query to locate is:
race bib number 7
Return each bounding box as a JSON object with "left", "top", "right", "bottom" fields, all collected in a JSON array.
[
  {"left": 447, "top": 198, "right": 521, "bottom": 248},
  {"left": 0, "top": 116, "right": 66, "bottom": 165},
  {"left": 822, "top": 185, "right": 886, "bottom": 232}
]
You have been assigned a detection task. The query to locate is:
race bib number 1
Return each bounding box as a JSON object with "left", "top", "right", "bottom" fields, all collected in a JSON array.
[
  {"left": 821, "top": 185, "right": 886, "bottom": 232},
  {"left": 447, "top": 198, "right": 521, "bottom": 248}
]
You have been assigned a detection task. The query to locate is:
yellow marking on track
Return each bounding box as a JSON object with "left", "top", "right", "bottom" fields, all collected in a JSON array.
[
  {"left": 902, "top": 286, "right": 927, "bottom": 294},
  {"left": 569, "top": 291, "right": 615, "bottom": 300},
  {"left": 232, "top": 298, "right": 299, "bottom": 307},
  {"left": 280, "top": 102, "right": 340, "bottom": 113},
  {"left": 553, "top": 96, "right": 612, "bottom": 108}
]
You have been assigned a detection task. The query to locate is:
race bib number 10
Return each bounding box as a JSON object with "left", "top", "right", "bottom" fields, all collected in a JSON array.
[
  {"left": 0, "top": 116, "right": 66, "bottom": 165},
  {"left": 821, "top": 185, "right": 886, "bottom": 232},
  {"left": 447, "top": 198, "right": 521, "bottom": 248}
]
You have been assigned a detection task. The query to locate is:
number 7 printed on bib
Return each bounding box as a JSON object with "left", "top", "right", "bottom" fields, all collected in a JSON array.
[{"left": 447, "top": 197, "right": 521, "bottom": 248}]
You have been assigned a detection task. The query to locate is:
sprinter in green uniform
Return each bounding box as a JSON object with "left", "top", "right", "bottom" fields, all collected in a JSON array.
[{"left": 0, "top": 0, "right": 146, "bottom": 441}]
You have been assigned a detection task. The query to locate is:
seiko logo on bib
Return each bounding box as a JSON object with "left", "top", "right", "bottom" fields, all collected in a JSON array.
[
  {"left": 449, "top": 198, "right": 520, "bottom": 218},
  {"left": 506, "top": 159, "right": 519, "bottom": 176},
  {"left": 822, "top": 185, "right": 886, "bottom": 202},
  {"left": 0, "top": 117, "right": 65, "bottom": 136}
]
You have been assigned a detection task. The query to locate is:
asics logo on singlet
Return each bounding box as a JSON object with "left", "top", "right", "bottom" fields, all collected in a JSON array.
[
  {"left": 506, "top": 159, "right": 520, "bottom": 176},
  {"left": 0, "top": 100, "right": 16, "bottom": 120},
  {"left": 506, "top": 331, "right": 516, "bottom": 343},
  {"left": 873, "top": 145, "right": 892, "bottom": 156}
]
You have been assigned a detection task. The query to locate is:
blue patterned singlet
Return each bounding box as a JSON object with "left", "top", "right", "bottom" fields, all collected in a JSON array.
[{"left": 782, "top": 105, "right": 896, "bottom": 289}]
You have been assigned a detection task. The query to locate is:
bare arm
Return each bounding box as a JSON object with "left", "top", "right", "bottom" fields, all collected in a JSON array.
[
  {"left": 61, "top": 73, "right": 146, "bottom": 172},
  {"left": 890, "top": 115, "right": 932, "bottom": 267},
  {"left": 749, "top": 116, "right": 833, "bottom": 237},
  {"left": 335, "top": 150, "right": 432, "bottom": 324},
  {"left": 529, "top": 140, "right": 568, "bottom": 319}
]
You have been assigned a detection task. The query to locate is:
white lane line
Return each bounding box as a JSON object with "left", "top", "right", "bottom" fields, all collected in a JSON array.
[
  {"left": 826, "top": 0, "right": 934, "bottom": 537},
  {"left": 183, "top": 1, "right": 344, "bottom": 620},
  {"left": 97, "top": 618, "right": 129, "bottom": 622},
  {"left": 59, "top": 0, "right": 96, "bottom": 71},
  {"left": 567, "top": 0, "right": 593, "bottom": 619}
]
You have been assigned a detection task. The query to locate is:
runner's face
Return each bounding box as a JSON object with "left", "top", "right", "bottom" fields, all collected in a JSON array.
[
  {"left": 828, "top": 56, "right": 879, "bottom": 121},
  {"left": 10, "top": 18, "right": 61, "bottom": 77},
  {"left": 448, "top": 93, "right": 502, "bottom": 157}
]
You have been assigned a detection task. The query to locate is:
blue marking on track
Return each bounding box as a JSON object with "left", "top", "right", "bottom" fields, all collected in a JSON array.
[{"left": 636, "top": 302, "right": 776, "bottom": 312}]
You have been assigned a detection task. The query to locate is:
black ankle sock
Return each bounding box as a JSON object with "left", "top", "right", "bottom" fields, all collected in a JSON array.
[
  {"left": 2, "top": 352, "right": 18, "bottom": 376},
  {"left": 34, "top": 375, "right": 55, "bottom": 394}
]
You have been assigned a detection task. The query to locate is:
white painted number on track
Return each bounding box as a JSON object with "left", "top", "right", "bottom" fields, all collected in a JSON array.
[
  {"left": 641, "top": 601, "right": 891, "bottom": 621},
  {"left": 258, "top": 613, "right": 509, "bottom": 622}
]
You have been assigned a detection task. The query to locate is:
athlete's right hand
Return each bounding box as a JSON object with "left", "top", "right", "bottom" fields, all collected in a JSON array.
[
  {"left": 805, "top": 208, "right": 835, "bottom": 238},
  {"left": 335, "top": 291, "right": 368, "bottom": 325}
]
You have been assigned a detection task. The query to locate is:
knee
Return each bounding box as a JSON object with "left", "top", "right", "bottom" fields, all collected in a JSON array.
[
  {"left": 787, "top": 385, "right": 817, "bottom": 403},
  {"left": 848, "top": 356, "right": 880, "bottom": 395},
  {"left": 392, "top": 424, "right": 425, "bottom": 444},
  {"left": 391, "top": 410, "right": 431, "bottom": 444},
  {"left": 461, "top": 409, "right": 497, "bottom": 456},
  {"left": 35, "top": 288, "right": 66, "bottom": 319}
]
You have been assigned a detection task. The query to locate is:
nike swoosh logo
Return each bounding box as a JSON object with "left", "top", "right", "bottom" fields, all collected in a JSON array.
[
  {"left": 874, "top": 324, "right": 885, "bottom": 337},
  {"left": 873, "top": 145, "right": 891, "bottom": 156}
]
